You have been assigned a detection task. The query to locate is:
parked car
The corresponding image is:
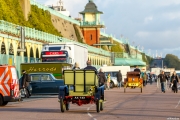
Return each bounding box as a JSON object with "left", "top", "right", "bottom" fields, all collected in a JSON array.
[
  {"left": 19, "top": 73, "right": 64, "bottom": 97},
  {"left": 104, "top": 72, "right": 118, "bottom": 88},
  {"left": 98, "top": 66, "right": 130, "bottom": 88}
]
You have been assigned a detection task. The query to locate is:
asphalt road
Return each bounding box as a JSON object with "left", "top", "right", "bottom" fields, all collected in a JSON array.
[{"left": 0, "top": 82, "right": 180, "bottom": 120}]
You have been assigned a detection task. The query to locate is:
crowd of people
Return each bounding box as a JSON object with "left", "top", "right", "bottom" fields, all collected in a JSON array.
[
  {"left": 71, "top": 62, "right": 180, "bottom": 93},
  {"left": 135, "top": 65, "right": 179, "bottom": 93},
  {"left": 20, "top": 61, "right": 179, "bottom": 100}
]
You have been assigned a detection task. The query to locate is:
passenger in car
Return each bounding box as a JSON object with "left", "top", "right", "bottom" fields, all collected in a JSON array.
[
  {"left": 107, "top": 73, "right": 111, "bottom": 90},
  {"left": 73, "top": 62, "right": 80, "bottom": 70}
]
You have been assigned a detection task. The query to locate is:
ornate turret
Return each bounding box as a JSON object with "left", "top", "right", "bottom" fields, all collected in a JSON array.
[
  {"left": 79, "top": 0, "right": 105, "bottom": 48},
  {"left": 79, "top": 0, "right": 104, "bottom": 27}
]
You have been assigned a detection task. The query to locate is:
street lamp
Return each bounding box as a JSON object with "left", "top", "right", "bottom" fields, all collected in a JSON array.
[
  {"left": 162, "top": 58, "right": 163, "bottom": 70},
  {"left": 136, "top": 46, "right": 137, "bottom": 58},
  {"left": 16, "top": 26, "right": 26, "bottom": 52}
]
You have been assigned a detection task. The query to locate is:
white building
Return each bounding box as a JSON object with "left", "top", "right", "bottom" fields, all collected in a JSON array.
[{"left": 48, "top": 0, "right": 70, "bottom": 17}]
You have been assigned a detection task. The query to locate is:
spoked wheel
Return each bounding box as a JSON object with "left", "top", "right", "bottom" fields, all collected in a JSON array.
[
  {"left": 25, "top": 89, "right": 30, "bottom": 98},
  {"left": 141, "top": 87, "right": 143, "bottom": 93},
  {"left": 100, "top": 101, "right": 103, "bottom": 111},
  {"left": 60, "top": 99, "right": 65, "bottom": 113},
  {"left": 66, "top": 103, "right": 70, "bottom": 111},
  {"left": 110, "top": 82, "right": 114, "bottom": 88},
  {"left": 96, "top": 100, "right": 100, "bottom": 113}
]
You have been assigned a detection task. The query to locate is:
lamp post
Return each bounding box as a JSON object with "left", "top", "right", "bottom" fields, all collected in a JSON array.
[
  {"left": 136, "top": 46, "right": 137, "bottom": 59},
  {"left": 162, "top": 58, "right": 163, "bottom": 70}
]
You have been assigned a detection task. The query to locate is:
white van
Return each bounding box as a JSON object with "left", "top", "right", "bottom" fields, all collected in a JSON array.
[{"left": 98, "top": 66, "right": 131, "bottom": 87}]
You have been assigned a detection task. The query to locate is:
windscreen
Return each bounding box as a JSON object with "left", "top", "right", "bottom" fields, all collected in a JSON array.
[{"left": 49, "top": 47, "right": 61, "bottom": 51}]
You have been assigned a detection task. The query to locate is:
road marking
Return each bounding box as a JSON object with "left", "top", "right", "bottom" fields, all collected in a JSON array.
[
  {"left": 87, "top": 101, "right": 107, "bottom": 120},
  {"left": 175, "top": 100, "right": 180, "bottom": 108},
  {"left": 87, "top": 104, "right": 94, "bottom": 118},
  {"left": 87, "top": 113, "right": 92, "bottom": 117}
]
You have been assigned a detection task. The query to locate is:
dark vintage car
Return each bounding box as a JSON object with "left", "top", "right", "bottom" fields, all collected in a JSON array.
[{"left": 19, "top": 73, "right": 64, "bottom": 97}]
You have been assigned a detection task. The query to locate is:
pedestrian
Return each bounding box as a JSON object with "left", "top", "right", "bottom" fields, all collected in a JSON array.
[
  {"left": 21, "top": 70, "right": 30, "bottom": 98},
  {"left": 73, "top": 62, "right": 80, "bottom": 69},
  {"left": 116, "top": 70, "right": 122, "bottom": 89},
  {"left": 158, "top": 70, "right": 168, "bottom": 93},
  {"left": 107, "top": 73, "right": 111, "bottom": 90},
  {"left": 142, "top": 72, "right": 147, "bottom": 86},
  {"left": 98, "top": 68, "right": 106, "bottom": 87},
  {"left": 171, "top": 71, "right": 179, "bottom": 93},
  {"left": 84, "top": 60, "right": 97, "bottom": 72},
  {"left": 149, "top": 73, "right": 153, "bottom": 85},
  {"left": 134, "top": 65, "right": 141, "bottom": 73}
]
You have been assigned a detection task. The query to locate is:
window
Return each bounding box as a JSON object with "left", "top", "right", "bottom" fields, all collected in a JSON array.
[
  {"left": 49, "top": 47, "right": 61, "bottom": 51},
  {"left": 41, "top": 75, "right": 52, "bottom": 81},
  {"left": 31, "top": 75, "right": 40, "bottom": 81},
  {"left": 90, "top": 34, "right": 93, "bottom": 40}
]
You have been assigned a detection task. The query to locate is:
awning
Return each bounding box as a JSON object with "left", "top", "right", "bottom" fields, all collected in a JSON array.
[{"left": 115, "top": 58, "right": 146, "bottom": 66}]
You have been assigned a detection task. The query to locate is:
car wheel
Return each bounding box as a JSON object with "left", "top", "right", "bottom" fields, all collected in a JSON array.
[
  {"left": 100, "top": 102, "right": 103, "bottom": 111},
  {"left": 110, "top": 82, "right": 114, "bottom": 88},
  {"left": 25, "top": 89, "right": 30, "bottom": 98},
  {"left": 0, "top": 95, "right": 3, "bottom": 106},
  {"left": 66, "top": 103, "right": 70, "bottom": 111},
  {"left": 60, "top": 99, "right": 65, "bottom": 113},
  {"left": 96, "top": 100, "right": 100, "bottom": 113},
  {"left": 2, "top": 101, "right": 8, "bottom": 106}
]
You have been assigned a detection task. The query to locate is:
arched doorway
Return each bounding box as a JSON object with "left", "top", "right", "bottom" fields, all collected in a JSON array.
[
  {"left": 30, "top": 47, "right": 34, "bottom": 63},
  {"left": 1, "top": 42, "right": 7, "bottom": 64},
  {"left": 17, "top": 43, "right": 21, "bottom": 56},
  {"left": 30, "top": 47, "right": 33, "bottom": 58},
  {"left": 1, "top": 42, "right": 6, "bottom": 54},
  {"left": 36, "top": 48, "right": 39, "bottom": 58},
  {"left": 24, "top": 47, "right": 27, "bottom": 57},
  {"left": 9, "top": 43, "right": 14, "bottom": 55}
]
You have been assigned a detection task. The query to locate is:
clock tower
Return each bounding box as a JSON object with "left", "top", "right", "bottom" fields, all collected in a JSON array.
[{"left": 79, "top": 0, "right": 105, "bottom": 48}]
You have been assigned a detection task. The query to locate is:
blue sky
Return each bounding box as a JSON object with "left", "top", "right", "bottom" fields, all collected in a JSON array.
[{"left": 36, "top": 0, "right": 180, "bottom": 58}]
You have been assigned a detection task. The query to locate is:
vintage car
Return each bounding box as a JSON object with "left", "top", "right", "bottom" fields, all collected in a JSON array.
[
  {"left": 124, "top": 71, "right": 143, "bottom": 93},
  {"left": 59, "top": 70, "right": 105, "bottom": 113},
  {"left": 19, "top": 73, "right": 64, "bottom": 97}
]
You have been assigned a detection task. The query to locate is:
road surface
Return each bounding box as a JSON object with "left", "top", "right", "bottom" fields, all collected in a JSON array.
[{"left": 0, "top": 83, "right": 180, "bottom": 120}]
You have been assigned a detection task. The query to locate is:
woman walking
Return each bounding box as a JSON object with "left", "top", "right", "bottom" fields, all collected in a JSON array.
[
  {"left": 107, "top": 73, "right": 111, "bottom": 90},
  {"left": 171, "top": 71, "right": 179, "bottom": 93}
]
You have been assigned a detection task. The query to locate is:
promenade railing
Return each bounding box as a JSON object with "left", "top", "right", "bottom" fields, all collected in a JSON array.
[{"left": 0, "top": 20, "right": 111, "bottom": 57}]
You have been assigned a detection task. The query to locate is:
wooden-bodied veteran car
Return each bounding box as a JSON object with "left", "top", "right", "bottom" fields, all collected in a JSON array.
[
  {"left": 58, "top": 70, "right": 105, "bottom": 113},
  {"left": 124, "top": 71, "right": 143, "bottom": 93}
]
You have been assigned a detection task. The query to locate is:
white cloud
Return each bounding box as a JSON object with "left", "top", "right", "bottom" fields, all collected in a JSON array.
[
  {"left": 35, "top": 0, "right": 180, "bottom": 58},
  {"left": 144, "top": 16, "right": 153, "bottom": 24},
  {"left": 163, "top": 12, "right": 180, "bottom": 20}
]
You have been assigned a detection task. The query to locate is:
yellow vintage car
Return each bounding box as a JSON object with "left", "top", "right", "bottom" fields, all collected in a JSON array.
[
  {"left": 58, "top": 70, "right": 105, "bottom": 113},
  {"left": 124, "top": 71, "right": 143, "bottom": 93}
]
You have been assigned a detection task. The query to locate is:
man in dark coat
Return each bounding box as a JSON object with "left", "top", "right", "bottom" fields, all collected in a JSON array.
[
  {"left": 116, "top": 70, "right": 122, "bottom": 89},
  {"left": 84, "top": 60, "right": 97, "bottom": 72},
  {"left": 134, "top": 65, "right": 141, "bottom": 73},
  {"left": 21, "top": 70, "right": 30, "bottom": 98},
  {"left": 21, "top": 70, "right": 27, "bottom": 88},
  {"left": 158, "top": 70, "right": 168, "bottom": 93},
  {"left": 98, "top": 69, "right": 106, "bottom": 87}
]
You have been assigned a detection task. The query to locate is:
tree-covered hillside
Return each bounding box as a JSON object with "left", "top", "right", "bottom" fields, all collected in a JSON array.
[
  {"left": 0, "top": 0, "right": 61, "bottom": 36},
  {"left": 111, "top": 40, "right": 123, "bottom": 52}
]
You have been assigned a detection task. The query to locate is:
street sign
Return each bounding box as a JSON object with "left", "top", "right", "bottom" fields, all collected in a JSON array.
[{"left": 17, "top": 49, "right": 26, "bottom": 52}]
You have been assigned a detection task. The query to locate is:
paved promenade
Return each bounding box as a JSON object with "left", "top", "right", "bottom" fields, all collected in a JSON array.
[{"left": 0, "top": 82, "right": 180, "bottom": 120}]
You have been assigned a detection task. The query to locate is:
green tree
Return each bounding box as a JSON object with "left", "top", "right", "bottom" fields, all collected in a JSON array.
[
  {"left": 111, "top": 40, "right": 123, "bottom": 52},
  {"left": 164, "top": 54, "right": 180, "bottom": 69}
]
